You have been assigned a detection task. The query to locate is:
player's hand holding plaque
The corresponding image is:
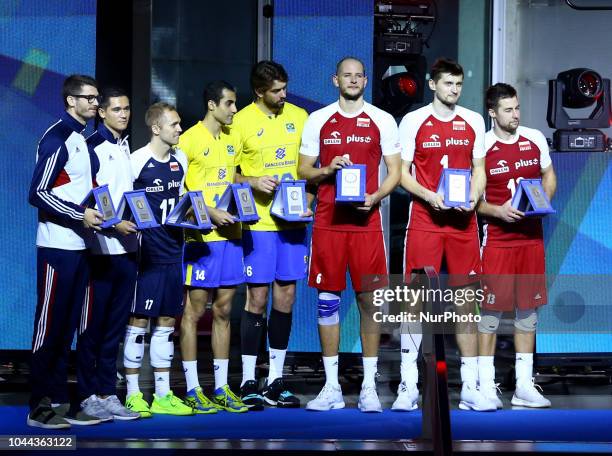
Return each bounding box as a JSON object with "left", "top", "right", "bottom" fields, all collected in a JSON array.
[
  {"left": 216, "top": 183, "right": 260, "bottom": 222},
  {"left": 165, "top": 191, "right": 213, "bottom": 229},
  {"left": 81, "top": 184, "right": 121, "bottom": 228},
  {"left": 511, "top": 178, "right": 555, "bottom": 216},
  {"left": 270, "top": 180, "right": 313, "bottom": 222},
  {"left": 336, "top": 164, "right": 366, "bottom": 203},
  {"left": 116, "top": 190, "right": 160, "bottom": 229},
  {"left": 436, "top": 168, "right": 471, "bottom": 208}
]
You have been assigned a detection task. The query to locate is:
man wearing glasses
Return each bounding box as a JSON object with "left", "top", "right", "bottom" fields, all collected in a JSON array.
[{"left": 27, "top": 75, "right": 105, "bottom": 428}]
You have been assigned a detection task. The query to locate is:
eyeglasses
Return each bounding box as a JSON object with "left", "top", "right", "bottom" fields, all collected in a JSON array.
[{"left": 71, "top": 94, "right": 100, "bottom": 103}]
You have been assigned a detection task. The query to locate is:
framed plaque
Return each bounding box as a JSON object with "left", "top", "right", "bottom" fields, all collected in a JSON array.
[
  {"left": 511, "top": 179, "right": 555, "bottom": 216},
  {"left": 216, "top": 183, "right": 260, "bottom": 222},
  {"left": 436, "top": 168, "right": 471, "bottom": 208},
  {"left": 165, "top": 191, "right": 213, "bottom": 230},
  {"left": 336, "top": 164, "right": 366, "bottom": 203},
  {"left": 81, "top": 184, "right": 121, "bottom": 228},
  {"left": 116, "top": 190, "right": 160, "bottom": 229},
  {"left": 270, "top": 180, "right": 312, "bottom": 222}
]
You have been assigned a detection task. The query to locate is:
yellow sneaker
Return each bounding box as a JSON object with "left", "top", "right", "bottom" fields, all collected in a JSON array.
[
  {"left": 150, "top": 391, "right": 195, "bottom": 416},
  {"left": 212, "top": 385, "right": 248, "bottom": 413},
  {"left": 125, "top": 392, "right": 152, "bottom": 418},
  {"left": 184, "top": 386, "right": 218, "bottom": 414}
]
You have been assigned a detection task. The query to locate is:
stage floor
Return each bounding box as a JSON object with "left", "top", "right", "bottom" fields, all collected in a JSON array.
[{"left": 2, "top": 338, "right": 612, "bottom": 453}]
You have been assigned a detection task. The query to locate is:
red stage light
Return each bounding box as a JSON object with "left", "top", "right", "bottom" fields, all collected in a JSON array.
[{"left": 397, "top": 75, "right": 418, "bottom": 97}]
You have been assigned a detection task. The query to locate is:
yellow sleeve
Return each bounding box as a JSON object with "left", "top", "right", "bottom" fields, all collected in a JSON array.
[{"left": 178, "top": 132, "right": 194, "bottom": 162}]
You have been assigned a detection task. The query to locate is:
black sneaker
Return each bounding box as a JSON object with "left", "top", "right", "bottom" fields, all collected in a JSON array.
[
  {"left": 262, "top": 378, "right": 300, "bottom": 408},
  {"left": 52, "top": 403, "right": 102, "bottom": 426},
  {"left": 240, "top": 380, "right": 264, "bottom": 411},
  {"left": 27, "top": 397, "right": 70, "bottom": 429}
]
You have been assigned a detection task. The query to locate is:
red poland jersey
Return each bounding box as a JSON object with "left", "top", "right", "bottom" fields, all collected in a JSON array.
[
  {"left": 482, "top": 126, "right": 552, "bottom": 247},
  {"left": 300, "top": 101, "right": 400, "bottom": 232},
  {"left": 399, "top": 104, "right": 485, "bottom": 233}
]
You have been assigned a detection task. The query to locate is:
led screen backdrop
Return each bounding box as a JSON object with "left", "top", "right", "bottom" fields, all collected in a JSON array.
[
  {"left": 273, "top": 0, "right": 374, "bottom": 352},
  {"left": 0, "top": 1, "right": 97, "bottom": 350},
  {"left": 538, "top": 152, "right": 612, "bottom": 356},
  {"left": 1, "top": 2, "right": 609, "bottom": 359}
]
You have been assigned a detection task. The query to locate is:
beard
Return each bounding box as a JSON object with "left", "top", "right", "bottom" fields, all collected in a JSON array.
[
  {"left": 341, "top": 87, "right": 364, "bottom": 101},
  {"left": 435, "top": 92, "right": 458, "bottom": 108},
  {"left": 501, "top": 123, "right": 518, "bottom": 135}
]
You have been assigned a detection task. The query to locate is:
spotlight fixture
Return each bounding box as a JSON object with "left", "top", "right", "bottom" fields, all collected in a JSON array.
[
  {"left": 373, "top": 0, "right": 434, "bottom": 117},
  {"left": 547, "top": 68, "right": 611, "bottom": 151},
  {"left": 377, "top": 56, "right": 426, "bottom": 117}
]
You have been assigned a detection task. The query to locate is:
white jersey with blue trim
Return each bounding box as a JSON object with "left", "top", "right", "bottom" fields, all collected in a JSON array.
[
  {"left": 28, "top": 112, "right": 93, "bottom": 250},
  {"left": 131, "top": 144, "right": 188, "bottom": 264},
  {"left": 86, "top": 123, "right": 138, "bottom": 255}
]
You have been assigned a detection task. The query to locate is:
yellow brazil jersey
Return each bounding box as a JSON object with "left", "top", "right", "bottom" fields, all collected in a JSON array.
[
  {"left": 232, "top": 101, "right": 308, "bottom": 231},
  {"left": 178, "top": 121, "right": 241, "bottom": 243}
]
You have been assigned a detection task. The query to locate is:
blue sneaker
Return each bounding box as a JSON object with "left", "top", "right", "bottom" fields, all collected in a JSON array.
[
  {"left": 212, "top": 385, "right": 248, "bottom": 413},
  {"left": 184, "top": 387, "right": 218, "bottom": 414}
]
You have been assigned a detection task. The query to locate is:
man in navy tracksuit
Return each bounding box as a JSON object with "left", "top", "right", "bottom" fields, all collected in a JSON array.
[
  {"left": 27, "top": 75, "right": 104, "bottom": 429},
  {"left": 77, "top": 87, "right": 140, "bottom": 421}
]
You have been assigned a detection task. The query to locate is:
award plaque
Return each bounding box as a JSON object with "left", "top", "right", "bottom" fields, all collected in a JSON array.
[
  {"left": 165, "top": 191, "right": 213, "bottom": 230},
  {"left": 436, "top": 168, "right": 471, "bottom": 208},
  {"left": 511, "top": 179, "right": 555, "bottom": 216},
  {"left": 270, "top": 180, "right": 312, "bottom": 222},
  {"left": 216, "top": 183, "right": 260, "bottom": 222},
  {"left": 336, "top": 164, "right": 366, "bottom": 203},
  {"left": 116, "top": 190, "right": 160, "bottom": 229},
  {"left": 81, "top": 184, "right": 121, "bottom": 228}
]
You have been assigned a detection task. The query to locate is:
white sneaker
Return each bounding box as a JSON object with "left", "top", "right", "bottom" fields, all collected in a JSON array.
[
  {"left": 511, "top": 379, "right": 551, "bottom": 408},
  {"left": 80, "top": 395, "right": 114, "bottom": 422},
  {"left": 306, "top": 384, "right": 345, "bottom": 411},
  {"left": 358, "top": 385, "right": 382, "bottom": 413},
  {"left": 391, "top": 381, "right": 419, "bottom": 411},
  {"left": 101, "top": 395, "right": 140, "bottom": 420},
  {"left": 458, "top": 383, "right": 497, "bottom": 412},
  {"left": 480, "top": 383, "right": 503, "bottom": 409}
]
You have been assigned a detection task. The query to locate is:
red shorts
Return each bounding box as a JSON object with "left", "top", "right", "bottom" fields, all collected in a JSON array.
[
  {"left": 404, "top": 229, "right": 481, "bottom": 286},
  {"left": 308, "top": 228, "right": 388, "bottom": 292},
  {"left": 481, "top": 242, "right": 547, "bottom": 311}
]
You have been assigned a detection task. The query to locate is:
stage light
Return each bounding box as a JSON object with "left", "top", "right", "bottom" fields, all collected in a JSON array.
[
  {"left": 547, "top": 67, "right": 611, "bottom": 151},
  {"left": 372, "top": 0, "right": 433, "bottom": 118},
  {"left": 375, "top": 55, "right": 427, "bottom": 117},
  {"left": 558, "top": 68, "right": 603, "bottom": 108}
]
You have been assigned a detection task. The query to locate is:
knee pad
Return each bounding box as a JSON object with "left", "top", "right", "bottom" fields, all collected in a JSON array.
[
  {"left": 123, "top": 325, "right": 147, "bottom": 369},
  {"left": 317, "top": 292, "right": 340, "bottom": 326},
  {"left": 514, "top": 309, "right": 538, "bottom": 332},
  {"left": 150, "top": 326, "right": 174, "bottom": 368},
  {"left": 478, "top": 310, "right": 503, "bottom": 334}
]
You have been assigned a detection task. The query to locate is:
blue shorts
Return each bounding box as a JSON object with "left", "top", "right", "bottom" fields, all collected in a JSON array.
[
  {"left": 242, "top": 228, "right": 308, "bottom": 284},
  {"left": 183, "top": 239, "right": 244, "bottom": 288},
  {"left": 132, "top": 262, "right": 184, "bottom": 318}
]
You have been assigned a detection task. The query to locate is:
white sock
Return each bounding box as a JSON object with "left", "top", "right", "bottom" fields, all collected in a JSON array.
[
  {"left": 400, "top": 351, "right": 419, "bottom": 386},
  {"left": 214, "top": 358, "right": 229, "bottom": 390},
  {"left": 478, "top": 355, "right": 495, "bottom": 388},
  {"left": 362, "top": 356, "right": 378, "bottom": 388},
  {"left": 515, "top": 352, "right": 534, "bottom": 387},
  {"left": 460, "top": 356, "right": 478, "bottom": 387},
  {"left": 241, "top": 355, "right": 257, "bottom": 386},
  {"left": 154, "top": 371, "right": 170, "bottom": 397},
  {"left": 268, "top": 348, "right": 286, "bottom": 384},
  {"left": 323, "top": 355, "right": 340, "bottom": 387},
  {"left": 182, "top": 360, "right": 199, "bottom": 392},
  {"left": 126, "top": 373, "right": 140, "bottom": 397}
]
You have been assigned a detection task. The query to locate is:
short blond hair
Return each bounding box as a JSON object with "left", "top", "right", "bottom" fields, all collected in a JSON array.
[{"left": 145, "top": 102, "right": 176, "bottom": 133}]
